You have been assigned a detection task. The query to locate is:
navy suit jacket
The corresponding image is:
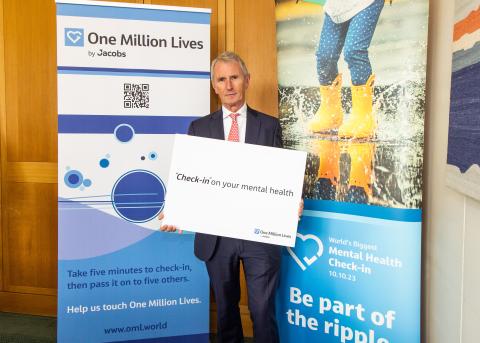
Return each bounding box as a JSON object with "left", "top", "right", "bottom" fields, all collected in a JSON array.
[{"left": 187, "top": 106, "right": 283, "bottom": 261}]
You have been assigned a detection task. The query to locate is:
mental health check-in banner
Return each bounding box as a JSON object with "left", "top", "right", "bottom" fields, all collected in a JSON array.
[
  {"left": 56, "top": 1, "right": 210, "bottom": 342},
  {"left": 275, "top": 1, "right": 428, "bottom": 342}
]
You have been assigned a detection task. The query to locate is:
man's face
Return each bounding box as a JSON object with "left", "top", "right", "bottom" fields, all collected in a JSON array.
[{"left": 212, "top": 60, "right": 250, "bottom": 111}]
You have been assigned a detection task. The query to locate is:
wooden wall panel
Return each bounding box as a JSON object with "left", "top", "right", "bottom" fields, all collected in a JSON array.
[
  {"left": 3, "top": 0, "right": 57, "bottom": 163},
  {"left": 4, "top": 182, "right": 57, "bottom": 293},
  {"left": 234, "top": 0, "right": 278, "bottom": 117},
  {"left": 0, "top": 0, "right": 6, "bottom": 295},
  {"left": 0, "top": 0, "right": 59, "bottom": 317},
  {"left": 104, "top": 0, "right": 144, "bottom": 2},
  {"left": 0, "top": 292, "right": 56, "bottom": 316}
]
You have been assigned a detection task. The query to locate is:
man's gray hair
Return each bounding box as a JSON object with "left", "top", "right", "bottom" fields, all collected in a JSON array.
[{"left": 210, "top": 51, "right": 250, "bottom": 81}]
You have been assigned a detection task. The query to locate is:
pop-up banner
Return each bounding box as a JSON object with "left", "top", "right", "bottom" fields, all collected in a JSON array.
[
  {"left": 56, "top": 1, "right": 210, "bottom": 342},
  {"left": 275, "top": 1, "right": 428, "bottom": 342}
]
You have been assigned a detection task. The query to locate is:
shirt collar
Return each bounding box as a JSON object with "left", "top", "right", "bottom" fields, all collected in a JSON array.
[{"left": 222, "top": 103, "right": 247, "bottom": 119}]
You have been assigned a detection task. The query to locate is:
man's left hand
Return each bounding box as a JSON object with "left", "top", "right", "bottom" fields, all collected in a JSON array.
[{"left": 158, "top": 212, "right": 182, "bottom": 233}]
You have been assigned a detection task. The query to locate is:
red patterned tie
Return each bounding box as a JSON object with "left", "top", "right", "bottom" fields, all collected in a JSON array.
[{"left": 227, "top": 113, "right": 240, "bottom": 142}]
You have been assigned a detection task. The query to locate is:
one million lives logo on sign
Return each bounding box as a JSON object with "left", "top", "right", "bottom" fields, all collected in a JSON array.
[{"left": 65, "top": 28, "right": 84, "bottom": 46}]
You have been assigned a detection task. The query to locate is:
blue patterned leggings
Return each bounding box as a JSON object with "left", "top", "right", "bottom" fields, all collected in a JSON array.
[{"left": 316, "top": 0, "right": 384, "bottom": 86}]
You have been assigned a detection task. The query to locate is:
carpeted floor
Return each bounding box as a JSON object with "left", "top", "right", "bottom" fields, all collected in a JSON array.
[
  {"left": 0, "top": 312, "right": 56, "bottom": 343},
  {"left": 0, "top": 312, "right": 253, "bottom": 342}
]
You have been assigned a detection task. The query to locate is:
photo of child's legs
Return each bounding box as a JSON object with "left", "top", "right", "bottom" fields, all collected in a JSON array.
[{"left": 310, "top": 0, "right": 384, "bottom": 138}]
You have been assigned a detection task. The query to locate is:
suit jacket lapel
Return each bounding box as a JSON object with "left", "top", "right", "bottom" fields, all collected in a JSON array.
[
  {"left": 245, "top": 107, "right": 260, "bottom": 144},
  {"left": 209, "top": 109, "right": 225, "bottom": 140}
]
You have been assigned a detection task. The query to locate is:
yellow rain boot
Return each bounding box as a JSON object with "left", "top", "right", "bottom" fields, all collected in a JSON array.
[
  {"left": 308, "top": 74, "right": 344, "bottom": 133},
  {"left": 347, "top": 142, "right": 374, "bottom": 200},
  {"left": 338, "top": 75, "right": 376, "bottom": 139},
  {"left": 316, "top": 140, "right": 340, "bottom": 185},
  {"left": 314, "top": 139, "right": 340, "bottom": 200}
]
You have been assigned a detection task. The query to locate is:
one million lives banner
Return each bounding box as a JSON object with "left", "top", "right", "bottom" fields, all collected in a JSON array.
[
  {"left": 275, "top": 1, "right": 428, "bottom": 342},
  {"left": 56, "top": 1, "right": 210, "bottom": 342}
]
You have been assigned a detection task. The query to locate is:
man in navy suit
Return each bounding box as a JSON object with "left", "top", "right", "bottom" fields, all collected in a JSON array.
[{"left": 162, "top": 51, "right": 282, "bottom": 343}]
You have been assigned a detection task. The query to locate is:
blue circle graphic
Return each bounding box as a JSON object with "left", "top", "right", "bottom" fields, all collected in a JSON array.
[
  {"left": 111, "top": 170, "right": 166, "bottom": 223},
  {"left": 149, "top": 152, "right": 158, "bottom": 160},
  {"left": 69, "top": 174, "right": 80, "bottom": 184},
  {"left": 100, "top": 158, "right": 110, "bottom": 168},
  {"left": 64, "top": 170, "right": 84, "bottom": 188},
  {"left": 83, "top": 179, "right": 92, "bottom": 187},
  {"left": 114, "top": 124, "right": 135, "bottom": 143}
]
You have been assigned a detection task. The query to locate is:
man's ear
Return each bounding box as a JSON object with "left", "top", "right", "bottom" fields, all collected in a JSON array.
[
  {"left": 212, "top": 81, "right": 219, "bottom": 95},
  {"left": 245, "top": 74, "right": 251, "bottom": 90}
]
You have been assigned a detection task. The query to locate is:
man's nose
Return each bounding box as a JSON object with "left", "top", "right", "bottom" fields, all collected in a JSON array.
[{"left": 225, "top": 79, "right": 233, "bottom": 89}]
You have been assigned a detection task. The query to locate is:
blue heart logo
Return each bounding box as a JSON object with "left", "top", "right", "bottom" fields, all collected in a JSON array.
[{"left": 65, "top": 28, "right": 84, "bottom": 47}]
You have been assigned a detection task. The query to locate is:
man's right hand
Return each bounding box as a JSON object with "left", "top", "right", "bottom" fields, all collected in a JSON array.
[{"left": 158, "top": 212, "right": 181, "bottom": 233}]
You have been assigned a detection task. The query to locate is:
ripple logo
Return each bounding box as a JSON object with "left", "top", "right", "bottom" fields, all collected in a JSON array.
[
  {"left": 65, "top": 28, "right": 84, "bottom": 47},
  {"left": 287, "top": 233, "right": 324, "bottom": 271},
  {"left": 254, "top": 228, "right": 261, "bottom": 234}
]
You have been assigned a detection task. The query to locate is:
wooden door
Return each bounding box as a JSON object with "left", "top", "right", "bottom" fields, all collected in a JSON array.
[
  {"left": 0, "top": 0, "right": 182, "bottom": 316},
  {"left": 0, "top": 0, "right": 59, "bottom": 315}
]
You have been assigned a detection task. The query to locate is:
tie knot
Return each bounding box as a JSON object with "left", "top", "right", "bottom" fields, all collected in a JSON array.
[{"left": 229, "top": 113, "right": 239, "bottom": 122}]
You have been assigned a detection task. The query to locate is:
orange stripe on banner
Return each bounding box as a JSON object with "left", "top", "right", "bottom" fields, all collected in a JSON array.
[{"left": 454, "top": 6, "right": 480, "bottom": 41}]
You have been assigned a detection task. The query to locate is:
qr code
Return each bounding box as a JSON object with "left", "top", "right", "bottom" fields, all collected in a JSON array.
[{"left": 124, "top": 83, "right": 150, "bottom": 108}]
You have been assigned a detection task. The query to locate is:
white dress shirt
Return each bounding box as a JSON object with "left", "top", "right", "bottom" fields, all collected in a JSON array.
[{"left": 222, "top": 103, "right": 247, "bottom": 143}]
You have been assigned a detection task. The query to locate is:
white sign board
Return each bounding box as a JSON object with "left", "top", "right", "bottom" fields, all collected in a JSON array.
[{"left": 163, "top": 135, "right": 307, "bottom": 247}]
